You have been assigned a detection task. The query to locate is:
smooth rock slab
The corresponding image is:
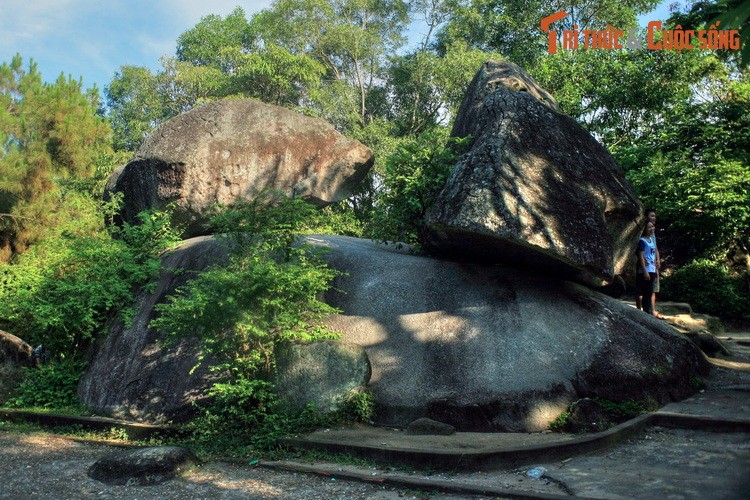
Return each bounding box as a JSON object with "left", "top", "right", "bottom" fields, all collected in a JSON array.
[{"left": 88, "top": 446, "right": 200, "bottom": 486}]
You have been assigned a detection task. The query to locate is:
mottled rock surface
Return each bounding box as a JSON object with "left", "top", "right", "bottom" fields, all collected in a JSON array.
[
  {"left": 88, "top": 446, "right": 200, "bottom": 486},
  {"left": 0, "top": 330, "right": 32, "bottom": 365},
  {"left": 272, "top": 340, "right": 371, "bottom": 413},
  {"left": 311, "top": 235, "right": 708, "bottom": 432},
  {"left": 78, "top": 236, "right": 229, "bottom": 423},
  {"left": 0, "top": 330, "right": 33, "bottom": 404},
  {"left": 79, "top": 234, "right": 708, "bottom": 430},
  {"left": 425, "top": 61, "right": 642, "bottom": 287},
  {"left": 107, "top": 99, "right": 373, "bottom": 237}
]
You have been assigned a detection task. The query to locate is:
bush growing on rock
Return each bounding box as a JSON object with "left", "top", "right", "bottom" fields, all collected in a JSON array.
[{"left": 150, "top": 193, "right": 344, "bottom": 449}]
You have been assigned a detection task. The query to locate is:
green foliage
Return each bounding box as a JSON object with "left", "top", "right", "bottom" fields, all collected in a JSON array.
[
  {"left": 6, "top": 359, "right": 86, "bottom": 410},
  {"left": 178, "top": 379, "right": 333, "bottom": 455},
  {"left": 436, "top": 0, "right": 658, "bottom": 68},
  {"left": 366, "top": 128, "right": 469, "bottom": 247},
  {"left": 549, "top": 398, "right": 648, "bottom": 433},
  {"left": 669, "top": 0, "right": 750, "bottom": 69},
  {"left": 152, "top": 192, "right": 340, "bottom": 379},
  {"left": 1, "top": 55, "right": 115, "bottom": 256},
  {"left": 336, "top": 389, "right": 375, "bottom": 423},
  {"left": 593, "top": 398, "right": 648, "bottom": 421},
  {"left": 150, "top": 193, "right": 352, "bottom": 452},
  {"left": 0, "top": 198, "right": 180, "bottom": 356},
  {"left": 387, "top": 42, "right": 502, "bottom": 134},
  {"left": 628, "top": 157, "right": 750, "bottom": 262},
  {"left": 662, "top": 259, "right": 749, "bottom": 320},
  {"left": 548, "top": 410, "right": 570, "bottom": 432},
  {"left": 531, "top": 47, "right": 722, "bottom": 147},
  {"left": 317, "top": 202, "right": 365, "bottom": 237},
  {"left": 690, "top": 376, "right": 707, "bottom": 390}
]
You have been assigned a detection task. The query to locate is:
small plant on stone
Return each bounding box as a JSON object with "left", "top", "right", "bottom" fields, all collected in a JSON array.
[
  {"left": 690, "top": 376, "right": 706, "bottom": 390},
  {"left": 549, "top": 409, "right": 571, "bottom": 432},
  {"left": 336, "top": 389, "right": 375, "bottom": 423}
]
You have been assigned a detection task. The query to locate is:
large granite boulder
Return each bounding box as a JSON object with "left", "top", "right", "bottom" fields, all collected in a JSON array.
[
  {"left": 311, "top": 235, "right": 708, "bottom": 432},
  {"left": 78, "top": 238, "right": 369, "bottom": 422},
  {"left": 81, "top": 235, "right": 708, "bottom": 431},
  {"left": 107, "top": 99, "right": 374, "bottom": 237},
  {"left": 425, "top": 61, "right": 642, "bottom": 287}
]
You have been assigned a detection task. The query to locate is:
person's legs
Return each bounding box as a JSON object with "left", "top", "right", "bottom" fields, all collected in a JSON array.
[
  {"left": 651, "top": 274, "right": 662, "bottom": 317},
  {"left": 635, "top": 274, "right": 644, "bottom": 310},
  {"left": 640, "top": 275, "right": 655, "bottom": 315}
]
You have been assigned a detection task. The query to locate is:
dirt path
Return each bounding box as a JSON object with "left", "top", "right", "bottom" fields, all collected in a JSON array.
[{"left": 0, "top": 431, "right": 422, "bottom": 499}]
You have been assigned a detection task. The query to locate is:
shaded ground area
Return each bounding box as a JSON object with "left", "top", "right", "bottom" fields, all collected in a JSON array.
[{"left": 0, "top": 431, "right": 414, "bottom": 499}]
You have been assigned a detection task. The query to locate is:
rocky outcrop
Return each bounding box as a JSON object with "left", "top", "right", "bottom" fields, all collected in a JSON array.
[
  {"left": 425, "top": 61, "right": 642, "bottom": 287},
  {"left": 0, "top": 330, "right": 32, "bottom": 365},
  {"left": 310, "top": 235, "right": 707, "bottom": 432},
  {"left": 107, "top": 99, "right": 374, "bottom": 237},
  {"left": 272, "top": 340, "right": 371, "bottom": 414},
  {"left": 77, "top": 236, "right": 230, "bottom": 423},
  {"left": 80, "top": 235, "right": 708, "bottom": 431}
]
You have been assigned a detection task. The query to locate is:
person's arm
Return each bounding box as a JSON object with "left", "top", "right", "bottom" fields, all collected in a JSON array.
[{"left": 638, "top": 250, "right": 651, "bottom": 281}]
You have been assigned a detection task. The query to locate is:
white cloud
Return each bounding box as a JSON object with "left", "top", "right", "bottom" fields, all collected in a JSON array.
[
  {"left": 0, "top": 0, "right": 77, "bottom": 45},
  {"left": 0, "top": 0, "right": 277, "bottom": 91}
]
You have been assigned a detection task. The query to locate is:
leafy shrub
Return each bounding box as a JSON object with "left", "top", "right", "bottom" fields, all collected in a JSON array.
[
  {"left": 0, "top": 203, "right": 179, "bottom": 356},
  {"left": 7, "top": 359, "right": 86, "bottom": 409},
  {"left": 152, "top": 193, "right": 340, "bottom": 379},
  {"left": 549, "top": 398, "right": 649, "bottom": 433},
  {"left": 366, "top": 128, "right": 470, "bottom": 248},
  {"left": 627, "top": 157, "right": 750, "bottom": 263},
  {"left": 336, "top": 389, "right": 375, "bottom": 423},
  {"left": 180, "top": 380, "right": 332, "bottom": 456},
  {"left": 152, "top": 193, "right": 344, "bottom": 451},
  {"left": 662, "top": 259, "right": 749, "bottom": 320}
]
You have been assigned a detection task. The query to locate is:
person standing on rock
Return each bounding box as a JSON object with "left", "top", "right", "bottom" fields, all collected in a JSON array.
[
  {"left": 636, "top": 221, "right": 658, "bottom": 315},
  {"left": 636, "top": 210, "right": 665, "bottom": 318}
]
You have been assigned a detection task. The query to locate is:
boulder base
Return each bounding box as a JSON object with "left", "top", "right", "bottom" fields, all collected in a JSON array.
[
  {"left": 272, "top": 340, "right": 371, "bottom": 413},
  {"left": 80, "top": 235, "right": 708, "bottom": 431}
]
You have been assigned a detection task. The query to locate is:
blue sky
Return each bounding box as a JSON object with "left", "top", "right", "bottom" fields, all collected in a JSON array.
[{"left": 1, "top": 0, "right": 675, "bottom": 96}]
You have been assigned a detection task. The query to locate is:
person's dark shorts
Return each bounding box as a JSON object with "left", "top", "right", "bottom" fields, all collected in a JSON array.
[{"left": 636, "top": 272, "right": 657, "bottom": 296}]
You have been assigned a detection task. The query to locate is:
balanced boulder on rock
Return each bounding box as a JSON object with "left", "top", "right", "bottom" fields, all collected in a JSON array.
[
  {"left": 107, "top": 99, "right": 374, "bottom": 237},
  {"left": 425, "top": 61, "right": 642, "bottom": 287}
]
